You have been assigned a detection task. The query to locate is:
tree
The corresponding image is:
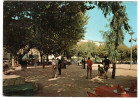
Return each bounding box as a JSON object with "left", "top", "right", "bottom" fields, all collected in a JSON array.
[
  {"left": 3, "top": 1, "right": 131, "bottom": 73},
  {"left": 95, "top": 44, "right": 108, "bottom": 59},
  {"left": 76, "top": 41, "right": 96, "bottom": 61},
  {"left": 3, "top": 2, "right": 32, "bottom": 57},
  {"left": 117, "top": 44, "right": 130, "bottom": 62},
  {"left": 3, "top": 1, "right": 34, "bottom": 65},
  {"left": 98, "top": 1, "right": 131, "bottom": 78},
  {"left": 132, "top": 45, "right": 137, "bottom": 63},
  {"left": 65, "top": 45, "right": 77, "bottom": 59},
  {"left": 3, "top": 1, "right": 89, "bottom": 63}
]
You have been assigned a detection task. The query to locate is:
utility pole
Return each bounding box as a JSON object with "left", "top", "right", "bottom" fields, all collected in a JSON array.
[{"left": 128, "top": 32, "right": 136, "bottom": 70}]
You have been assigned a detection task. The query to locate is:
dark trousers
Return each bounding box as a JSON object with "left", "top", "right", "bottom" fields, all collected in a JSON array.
[
  {"left": 83, "top": 63, "right": 86, "bottom": 69},
  {"left": 58, "top": 67, "right": 61, "bottom": 75}
]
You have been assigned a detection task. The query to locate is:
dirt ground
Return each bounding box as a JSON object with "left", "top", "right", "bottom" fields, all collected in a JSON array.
[{"left": 11, "top": 64, "right": 137, "bottom": 97}]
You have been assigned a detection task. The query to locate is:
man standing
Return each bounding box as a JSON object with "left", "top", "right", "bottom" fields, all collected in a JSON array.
[
  {"left": 102, "top": 57, "right": 111, "bottom": 79},
  {"left": 86, "top": 57, "right": 93, "bottom": 79},
  {"left": 83, "top": 57, "right": 86, "bottom": 69},
  {"left": 58, "top": 58, "right": 61, "bottom": 75},
  {"left": 34, "top": 59, "right": 37, "bottom": 68},
  {"left": 82, "top": 58, "right": 84, "bottom": 68},
  {"left": 52, "top": 58, "right": 58, "bottom": 78},
  {"left": 42, "top": 59, "right": 45, "bottom": 69}
]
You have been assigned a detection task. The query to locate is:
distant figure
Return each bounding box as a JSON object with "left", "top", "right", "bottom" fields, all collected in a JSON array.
[
  {"left": 64, "top": 59, "right": 67, "bottom": 68},
  {"left": 67, "top": 59, "right": 71, "bottom": 65},
  {"left": 102, "top": 57, "right": 111, "bottom": 79},
  {"left": 8, "top": 61, "right": 12, "bottom": 68},
  {"left": 82, "top": 57, "right": 86, "bottom": 69},
  {"left": 21, "top": 60, "right": 27, "bottom": 71},
  {"left": 86, "top": 57, "right": 93, "bottom": 79},
  {"left": 42, "top": 59, "right": 45, "bottom": 69},
  {"left": 98, "top": 65, "right": 104, "bottom": 76},
  {"left": 82, "top": 58, "right": 84, "bottom": 68},
  {"left": 78, "top": 61, "right": 80, "bottom": 66},
  {"left": 34, "top": 59, "right": 37, "bottom": 68},
  {"left": 3, "top": 63, "right": 9, "bottom": 72},
  {"left": 58, "top": 58, "right": 61, "bottom": 75},
  {"left": 52, "top": 58, "right": 58, "bottom": 78}
]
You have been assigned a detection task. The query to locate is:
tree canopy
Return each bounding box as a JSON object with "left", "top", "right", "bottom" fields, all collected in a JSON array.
[
  {"left": 3, "top": 1, "right": 132, "bottom": 68},
  {"left": 98, "top": 1, "right": 131, "bottom": 78},
  {"left": 117, "top": 44, "right": 130, "bottom": 62},
  {"left": 3, "top": 1, "right": 89, "bottom": 58},
  {"left": 100, "top": 1, "right": 131, "bottom": 60},
  {"left": 77, "top": 41, "right": 96, "bottom": 58}
]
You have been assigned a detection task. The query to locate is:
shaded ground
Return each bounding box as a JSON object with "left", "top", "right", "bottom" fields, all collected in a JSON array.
[{"left": 11, "top": 64, "right": 137, "bottom": 97}]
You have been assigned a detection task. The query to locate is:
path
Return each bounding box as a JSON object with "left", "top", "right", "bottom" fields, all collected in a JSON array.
[{"left": 11, "top": 64, "right": 137, "bottom": 97}]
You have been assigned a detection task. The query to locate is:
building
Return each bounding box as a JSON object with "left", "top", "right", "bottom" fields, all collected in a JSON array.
[{"left": 78, "top": 39, "right": 104, "bottom": 46}]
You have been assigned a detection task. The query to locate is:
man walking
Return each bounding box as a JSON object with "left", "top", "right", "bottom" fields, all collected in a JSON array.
[{"left": 86, "top": 57, "right": 93, "bottom": 79}]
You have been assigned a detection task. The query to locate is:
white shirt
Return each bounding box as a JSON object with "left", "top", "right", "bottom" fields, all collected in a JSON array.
[{"left": 52, "top": 59, "right": 58, "bottom": 66}]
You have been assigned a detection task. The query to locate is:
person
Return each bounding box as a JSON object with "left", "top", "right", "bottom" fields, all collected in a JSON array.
[
  {"left": 82, "top": 58, "right": 84, "bottom": 68},
  {"left": 52, "top": 58, "right": 58, "bottom": 78},
  {"left": 58, "top": 58, "right": 61, "bottom": 75},
  {"left": 83, "top": 58, "right": 86, "bottom": 69},
  {"left": 102, "top": 57, "right": 111, "bottom": 79},
  {"left": 86, "top": 57, "right": 93, "bottom": 79},
  {"left": 42, "top": 59, "right": 45, "bottom": 69},
  {"left": 64, "top": 58, "right": 67, "bottom": 68},
  {"left": 8, "top": 61, "right": 12, "bottom": 68},
  {"left": 34, "top": 59, "right": 37, "bottom": 68},
  {"left": 98, "top": 65, "right": 104, "bottom": 76},
  {"left": 21, "top": 60, "right": 27, "bottom": 71}
]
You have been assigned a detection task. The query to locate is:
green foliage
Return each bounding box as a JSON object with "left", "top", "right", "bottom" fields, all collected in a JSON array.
[
  {"left": 97, "top": 1, "right": 131, "bottom": 78},
  {"left": 3, "top": 1, "right": 132, "bottom": 66},
  {"left": 30, "top": 2, "right": 89, "bottom": 55},
  {"left": 65, "top": 45, "right": 77, "bottom": 59},
  {"left": 95, "top": 44, "right": 108, "bottom": 58},
  {"left": 132, "top": 45, "right": 137, "bottom": 62},
  {"left": 117, "top": 44, "right": 130, "bottom": 61},
  {"left": 3, "top": 1, "right": 89, "bottom": 57},
  {"left": 100, "top": 1, "right": 131, "bottom": 61},
  {"left": 3, "top": 1, "right": 33, "bottom": 56},
  {"left": 77, "top": 41, "right": 96, "bottom": 58}
]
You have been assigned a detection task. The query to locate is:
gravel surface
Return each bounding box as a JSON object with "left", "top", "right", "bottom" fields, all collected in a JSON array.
[{"left": 11, "top": 64, "right": 137, "bottom": 97}]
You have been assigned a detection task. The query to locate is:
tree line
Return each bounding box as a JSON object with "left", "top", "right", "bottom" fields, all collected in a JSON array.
[{"left": 73, "top": 42, "right": 137, "bottom": 64}]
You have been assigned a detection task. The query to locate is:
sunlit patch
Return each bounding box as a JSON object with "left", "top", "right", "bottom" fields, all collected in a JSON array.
[
  {"left": 48, "top": 77, "right": 60, "bottom": 81},
  {"left": 90, "top": 76, "right": 104, "bottom": 83},
  {"left": 71, "top": 78, "right": 74, "bottom": 80},
  {"left": 57, "top": 88, "right": 65, "bottom": 93}
]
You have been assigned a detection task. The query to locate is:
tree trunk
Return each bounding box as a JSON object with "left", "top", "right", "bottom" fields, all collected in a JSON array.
[
  {"left": 40, "top": 54, "right": 43, "bottom": 65},
  {"left": 95, "top": 55, "right": 97, "bottom": 63},
  {"left": 112, "top": 51, "right": 117, "bottom": 79},
  {"left": 46, "top": 54, "right": 49, "bottom": 65},
  {"left": 112, "top": 63, "right": 116, "bottom": 79},
  {"left": 61, "top": 51, "right": 65, "bottom": 68}
]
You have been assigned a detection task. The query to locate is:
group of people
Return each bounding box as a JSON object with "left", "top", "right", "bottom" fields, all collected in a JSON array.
[
  {"left": 84, "top": 57, "right": 111, "bottom": 79},
  {"left": 19, "top": 56, "right": 111, "bottom": 79}
]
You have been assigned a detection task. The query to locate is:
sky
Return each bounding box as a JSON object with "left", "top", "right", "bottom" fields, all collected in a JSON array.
[{"left": 84, "top": 1, "right": 137, "bottom": 47}]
